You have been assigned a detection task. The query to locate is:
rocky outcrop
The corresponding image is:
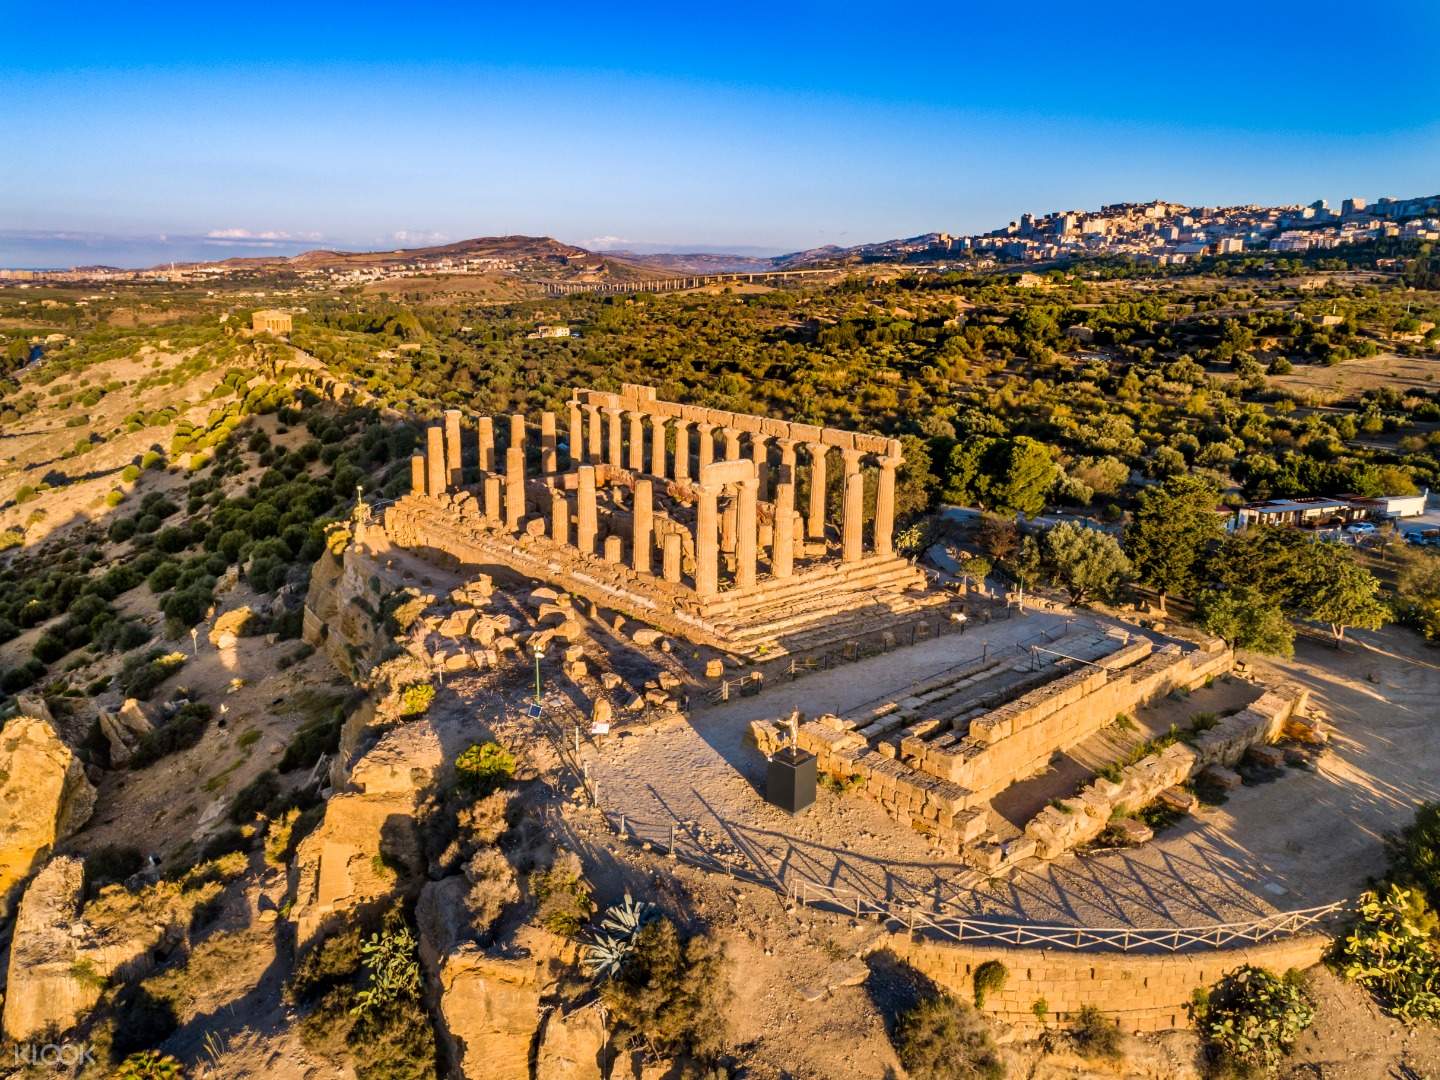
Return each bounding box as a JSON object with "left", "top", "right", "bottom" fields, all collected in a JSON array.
[
  {"left": 0, "top": 696, "right": 96, "bottom": 917},
  {"left": 207, "top": 604, "right": 255, "bottom": 649},
  {"left": 535, "top": 1004, "right": 606, "bottom": 1080},
  {"left": 287, "top": 717, "right": 442, "bottom": 953},
  {"left": 302, "top": 548, "right": 388, "bottom": 681},
  {"left": 98, "top": 698, "right": 154, "bottom": 767},
  {"left": 430, "top": 925, "right": 578, "bottom": 1080},
  {"left": 1, "top": 855, "right": 164, "bottom": 1041}
]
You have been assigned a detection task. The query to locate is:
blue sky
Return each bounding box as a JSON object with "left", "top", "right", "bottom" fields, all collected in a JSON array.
[{"left": 2, "top": 1, "right": 1438, "bottom": 266}]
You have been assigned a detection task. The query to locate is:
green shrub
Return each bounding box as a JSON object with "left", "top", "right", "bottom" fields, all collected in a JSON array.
[
  {"left": 1070, "top": 1005, "right": 1123, "bottom": 1061},
  {"left": 1386, "top": 801, "right": 1440, "bottom": 910},
  {"left": 352, "top": 906, "right": 423, "bottom": 1019},
  {"left": 292, "top": 908, "right": 438, "bottom": 1080},
  {"left": 397, "top": 682, "right": 434, "bottom": 717},
  {"left": 454, "top": 740, "right": 516, "bottom": 797},
  {"left": 894, "top": 992, "right": 1004, "bottom": 1080},
  {"left": 597, "top": 915, "right": 730, "bottom": 1062},
  {"left": 113, "top": 1050, "right": 184, "bottom": 1079},
  {"left": 129, "top": 702, "right": 212, "bottom": 767},
  {"left": 280, "top": 708, "right": 344, "bottom": 772},
  {"left": 120, "top": 649, "right": 186, "bottom": 700},
  {"left": 228, "top": 769, "right": 281, "bottom": 823},
  {"left": 1190, "top": 965, "right": 1314, "bottom": 1075},
  {"left": 972, "top": 959, "right": 1007, "bottom": 1008},
  {"left": 1334, "top": 885, "right": 1440, "bottom": 1023},
  {"left": 532, "top": 856, "right": 595, "bottom": 937},
  {"left": 121, "top": 464, "right": 142, "bottom": 483}
]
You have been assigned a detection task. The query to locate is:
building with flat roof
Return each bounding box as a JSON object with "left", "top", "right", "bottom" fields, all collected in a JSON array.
[{"left": 251, "top": 309, "right": 292, "bottom": 335}]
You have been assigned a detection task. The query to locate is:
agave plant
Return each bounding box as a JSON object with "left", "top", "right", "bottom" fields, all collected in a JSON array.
[{"left": 580, "top": 892, "right": 657, "bottom": 980}]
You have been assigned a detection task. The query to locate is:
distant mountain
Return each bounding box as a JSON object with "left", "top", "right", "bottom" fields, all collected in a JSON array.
[{"left": 283, "top": 234, "right": 589, "bottom": 270}]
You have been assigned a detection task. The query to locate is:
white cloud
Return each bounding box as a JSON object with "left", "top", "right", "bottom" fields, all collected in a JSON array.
[
  {"left": 204, "top": 228, "right": 323, "bottom": 242},
  {"left": 390, "top": 230, "right": 448, "bottom": 245},
  {"left": 587, "top": 235, "right": 629, "bottom": 248}
]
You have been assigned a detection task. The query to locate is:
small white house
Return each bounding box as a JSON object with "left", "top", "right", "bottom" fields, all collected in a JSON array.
[{"left": 1346, "top": 490, "right": 1430, "bottom": 519}]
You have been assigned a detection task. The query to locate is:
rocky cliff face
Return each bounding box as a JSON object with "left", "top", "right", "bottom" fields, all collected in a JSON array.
[
  {"left": 1, "top": 854, "right": 172, "bottom": 1042},
  {"left": 0, "top": 695, "right": 96, "bottom": 918},
  {"left": 427, "top": 925, "right": 582, "bottom": 1080},
  {"left": 302, "top": 546, "right": 388, "bottom": 682},
  {"left": 287, "top": 715, "right": 442, "bottom": 954}
]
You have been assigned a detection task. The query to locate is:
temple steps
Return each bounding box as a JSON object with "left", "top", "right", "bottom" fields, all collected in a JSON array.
[{"left": 698, "top": 555, "right": 926, "bottom": 620}]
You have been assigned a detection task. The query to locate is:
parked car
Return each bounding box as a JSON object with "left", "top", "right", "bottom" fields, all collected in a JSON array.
[{"left": 1346, "top": 522, "right": 1377, "bottom": 534}]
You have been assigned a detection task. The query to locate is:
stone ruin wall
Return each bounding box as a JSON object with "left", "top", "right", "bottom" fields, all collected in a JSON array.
[
  {"left": 946, "top": 637, "right": 1235, "bottom": 804},
  {"left": 753, "top": 636, "right": 1234, "bottom": 859},
  {"left": 1024, "top": 682, "right": 1313, "bottom": 860},
  {"left": 884, "top": 929, "right": 1328, "bottom": 1032}
]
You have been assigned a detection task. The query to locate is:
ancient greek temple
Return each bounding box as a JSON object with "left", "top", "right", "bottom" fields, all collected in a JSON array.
[{"left": 384, "top": 383, "right": 945, "bottom": 652}]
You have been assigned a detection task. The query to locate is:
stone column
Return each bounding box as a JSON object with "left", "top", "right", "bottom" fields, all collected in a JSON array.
[
  {"left": 806, "top": 442, "right": 829, "bottom": 540},
  {"left": 606, "top": 407, "right": 623, "bottom": 467},
  {"left": 585, "top": 405, "right": 603, "bottom": 462},
  {"left": 662, "top": 532, "right": 682, "bottom": 583},
  {"left": 874, "top": 455, "right": 899, "bottom": 558},
  {"left": 778, "top": 439, "right": 798, "bottom": 486},
  {"left": 627, "top": 410, "right": 646, "bottom": 471},
  {"left": 723, "top": 427, "right": 742, "bottom": 461},
  {"left": 540, "top": 412, "right": 558, "bottom": 473},
  {"left": 484, "top": 476, "right": 501, "bottom": 523},
  {"left": 444, "top": 409, "right": 463, "bottom": 488},
  {"left": 735, "top": 477, "right": 758, "bottom": 590},
  {"left": 772, "top": 473, "right": 795, "bottom": 579},
  {"left": 568, "top": 403, "right": 584, "bottom": 468},
  {"left": 410, "top": 453, "right": 425, "bottom": 496},
  {"left": 841, "top": 448, "right": 864, "bottom": 563},
  {"left": 649, "top": 416, "right": 667, "bottom": 478},
  {"left": 477, "top": 416, "right": 495, "bottom": 474},
  {"left": 695, "top": 482, "right": 720, "bottom": 597},
  {"left": 551, "top": 491, "right": 569, "bottom": 546},
  {"left": 750, "top": 433, "right": 771, "bottom": 501},
  {"left": 425, "top": 426, "right": 445, "bottom": 496},
  {"left": 672, "top": 420, "right": 691, "bottom": 480},
  {"left": 632, "top": 478, "right": 653, "bottom": 574},
  {"left": 509, "top": 413, "right": 526, "bottom": 455},
  {"left": 504, "top": 447, "right": 526, "bottom": 532},
  {"left": 697, "top": 422, "right": 715, "bottom": 472},
  {"left": 576, "top": 466, "right": 597, "bottom": 555}
]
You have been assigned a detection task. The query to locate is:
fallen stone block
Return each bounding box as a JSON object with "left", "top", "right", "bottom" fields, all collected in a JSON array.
[
  {"left": 1199, "top": 764, "right": 1243, "bottom": 790},
  {"left": 1246, "top": 744, "right": 1286, "bottom": 769},
  {"left": 1156, "top": 786, "right": 1196, "bottom": 814},
  {"left": 1108, "top": 817, "right": 1153, "bottom": 845}
]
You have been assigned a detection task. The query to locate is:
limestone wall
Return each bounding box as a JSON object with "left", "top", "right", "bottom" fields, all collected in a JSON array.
[
  {"left": 884, "top": 930, "right": 1328, "bottom": 1032},
  {"left": 1024, "top": 681, "right": 1310, "bottom": 860},
  {"left": 932, "top": 638, "right": 1234, "bottom": 802}
]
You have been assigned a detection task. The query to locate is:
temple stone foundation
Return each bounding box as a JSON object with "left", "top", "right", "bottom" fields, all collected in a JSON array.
[{"left": 383, "top": 383, "right": 959, "bottom": 658}]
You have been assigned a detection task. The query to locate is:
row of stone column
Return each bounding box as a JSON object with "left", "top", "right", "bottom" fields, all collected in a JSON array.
[
  {"left": 566, "top": 402, "right": 899, "bottom": 559},
  {"left": 408, "top": 408, "right": 902, "bottom": 592}
]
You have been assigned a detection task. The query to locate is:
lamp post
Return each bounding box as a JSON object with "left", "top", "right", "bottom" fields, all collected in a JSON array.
[{"left": 532, "top": 644, "right": 545, "bottom": 708}]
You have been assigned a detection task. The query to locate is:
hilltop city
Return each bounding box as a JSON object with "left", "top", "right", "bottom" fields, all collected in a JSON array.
[{"left": 5, "top": 191, "right": 1439, "bottom": 288}]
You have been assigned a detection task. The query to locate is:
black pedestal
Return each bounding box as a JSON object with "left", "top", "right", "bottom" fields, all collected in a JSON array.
[{"left": 766, "top": 747, "right": 817, "bottom": 814}]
